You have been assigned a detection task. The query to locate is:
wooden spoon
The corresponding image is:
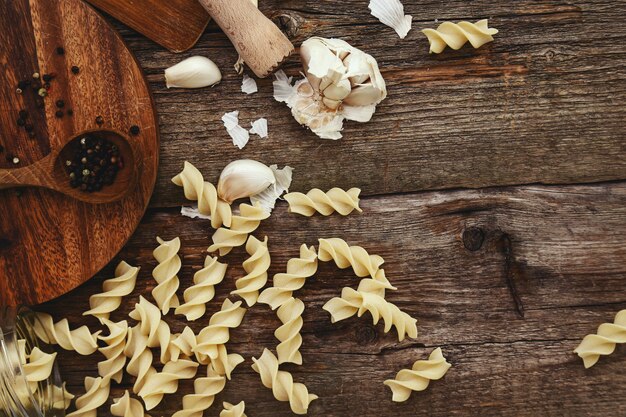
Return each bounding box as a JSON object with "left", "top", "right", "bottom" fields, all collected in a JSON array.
[
  {"left": 197, "top": 0, "right": 294, "bottom": 78},
  {"left": 0, "top": 129, "right": 138, "bottom": 204}
]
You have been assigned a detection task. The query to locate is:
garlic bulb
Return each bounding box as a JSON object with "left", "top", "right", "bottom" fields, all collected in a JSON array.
[
  {"left": 273, "top": 37, "right": 387, "bottom": 139},
  {"left": 165, "top": 56, "right": 222, "bottom": 89},
  {"left": 217, "top": 160, "right": 276, "bottom": 203}
]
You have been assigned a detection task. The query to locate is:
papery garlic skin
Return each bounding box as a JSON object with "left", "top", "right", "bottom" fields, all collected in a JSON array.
[
  {"left": 274, "top": 38, "right": 387, "bottom": 140},
  {"left": 165, "top": 56, "right": 222, "bottom": 89},
  {"left": 218, "top": 160, "right": 276, "bottom": 203}
]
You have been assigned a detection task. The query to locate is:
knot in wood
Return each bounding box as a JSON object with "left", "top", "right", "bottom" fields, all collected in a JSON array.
[
  {"left": 272, "top": 12, "right": 303, "bottom": 39},
  {"left": 462, "top": 227, "right": 484, "bottom": 251},
  {"left": 355, "top": 325, "right": 378, "bottom": 345}
]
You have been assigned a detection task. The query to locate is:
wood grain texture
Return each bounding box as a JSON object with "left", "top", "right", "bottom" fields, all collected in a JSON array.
[
  {"left": 85, "top": 0, "right": 210, "bottom": 53},
  {"left": 32, "top": 0, "right": 626, "bottom": 415},
  {"left": 0, "top": 0, "right": 159, "bottom": 306},
  {"left": 40, "top": 183, "right": 626, "bottom": 416}
]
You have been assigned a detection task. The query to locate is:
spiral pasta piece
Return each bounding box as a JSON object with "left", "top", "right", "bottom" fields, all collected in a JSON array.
[
  {"left": 83, "top": 261, "right": 139, "bottom": 323},
  {"left": 138, "top": 359, "right": 199, "bottom": 411},
  {"left": 208, "top": 203, "right": 270, "bottom": 256},
  {"left": 172, "top": 161, "right": 232, "bottom": 229},
  {"left": 34, "top": 312, "right": 100, "bottom": 356},
  {"left": 194, "top": 299, "right": 246, "bottom": 361},
  {"left": 422, "top": 19, "right": 498, "bottom": 54},
  {"left": 168, "top": 326, "right": 198, "bottom": 362},
  {"left": 207, "top": 343, "right": 245, "bottom": 380},
  {"left": 66, "top": 376, "right": 110, "bottom": 417},
  {"left": 23, "top": 347, "right": 57, "bottom": 394},
  {"left": 323, "top": 279, "right": 417, "bottom": 341},
  {"left": 176, "top": 256, "right": 227, "bottom": 321},
  {"left": 258, "top": 244, "right": 318, "bottom": 310},
  {"left": 129, "top": 296, "right": 172, "bottom": 364},
  {"left": 284, "top": 188, "right": 362, "bottom": 216},
  {"left": 124, "top": 325, "right": 156, "bottom": 394},
  {"left": 51, "top": 383, "right": 75, "bottom": 411},
  {"left": 275, "top": 297, "right": 305, "bottom": 365},
  {"left": 251, "top": 349, "right": 318, "bottom": 415},
  {"left": 384, "top": 348, "right": 451, "bottom": 402},
  {"left": 574, "top": 309, "right": 626, "bottom": 368},
  {"left": 231, "top": 236, "right": 270, "bottom": 307},
  {"left": 220, "top": 401, "right": 247, "bottom": 417},
  {"left": 318, "top": 238, "right": 395, "bottom": 292},
  {"left": 97, "top": 319, "right": 128, "bottom": 384},
  {"left": 152, "top": 236, "right": 182, "bottom": 314},
  {"left": 172, "top": 364, "right": 227, "bottom": 417},
  {"left": 111, "top": 391, "right": 151, "bottom": 417}
]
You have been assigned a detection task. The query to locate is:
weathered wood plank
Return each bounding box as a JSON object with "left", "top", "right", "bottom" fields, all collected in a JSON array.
[
  {"left": 40, "top": 182, "right": 626, "bottom": 416},
  {"left": 101, "top": 0, "right": 626, "bottom": 208}
]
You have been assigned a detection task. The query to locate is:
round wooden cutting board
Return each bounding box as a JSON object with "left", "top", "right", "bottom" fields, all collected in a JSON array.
[{"left": 0, "top": 0, "right": 159, "bottom": 306}]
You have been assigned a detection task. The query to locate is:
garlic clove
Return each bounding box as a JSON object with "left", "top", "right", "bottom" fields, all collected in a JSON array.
[
  {"left": 342, "top": 104, "right": 377, "bottom": 122},
  {"left": 250, "top": 165, "right": 293, "bottom": 213},
  {"left": 321, "top": 78, "right": 352, "bottom": 102},
  {"left": 322, "top": 97, "right": 342, "bottom": 110},
  {"left": 343, "top": 53, "right": 371, "bottom": 86},
  {"left": 217, "top": 160, "right": 276, "bottom": 203},
  {"left": 165, "top": 56, "right": 222, "bottom": 89},
  {"left": 342, "top": 83, "right": 386, "bottom": 106}
]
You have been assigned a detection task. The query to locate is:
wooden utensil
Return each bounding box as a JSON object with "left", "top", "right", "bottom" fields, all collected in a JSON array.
[
  {"left": 0, "top": 0, "right": 159, "bottom": 306},
  {"left": 0, "top": 130, "right": 137, "bottom": 204},
  {"left": 85, "top": 0, "right": 211, "bottom": 53},
  {"left": 198, "top": 0, "right": 294, "bottom": 77}
]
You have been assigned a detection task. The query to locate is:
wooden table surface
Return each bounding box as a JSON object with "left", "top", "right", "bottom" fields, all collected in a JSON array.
[{"left": 39, "top": 1, "right": 626, "bottom": 416}]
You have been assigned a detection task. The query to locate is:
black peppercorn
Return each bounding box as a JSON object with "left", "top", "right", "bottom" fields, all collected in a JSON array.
[
  {"left": 17, "top": 80, "right": 30, "bottom": 89},
  {"left": 71, "top": 66, "right": 80, "bottom": 74},
  {"left": 129, "top": 125, "right": 140, "bottom": 135},
  {"left": 56, "top": 100, "right": 65, "bottom": 108},
  {"left": 17, "top": 118, "right": 25, "bottom": 127},
  {"left": 67, "top": 109, "right": 73, "bottom": 116},
  {"left": 95, "top": 116, "right": 104, "bottom": 125},
  {"left": 43, "top": 82, "right": 51, "bottom": 89},
  {"left": 56, "top": 47, "right": 65, "bottom": 55},
  {"left": 25, "top": 124, "right": 34, "bottom": 132},
  {"left": 19, "top": 110, "right": 28, "bottom": 119},
  {"left": 0, "top": 145, "right": 4, "bottom": 153},
  {"left": 42, "top": 74, "right": 53, "bottom": 82},
  {"left": 55, "top": 110, "right": 64, "bottom": 118}
]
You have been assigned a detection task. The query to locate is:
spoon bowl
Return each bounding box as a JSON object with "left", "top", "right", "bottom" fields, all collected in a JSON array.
[{"left": 0, "top": 129, "right": 138, "bottom": 204}]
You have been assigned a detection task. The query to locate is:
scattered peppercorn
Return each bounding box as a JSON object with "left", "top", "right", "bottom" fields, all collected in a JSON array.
[
  {"left": 32, "top": 72, "right": 40, "bottom": 79},
  {"left": 42, "top": 74, "right": 54, "bottom": 82},
  {"left": 56, "top": 47, "right": 65, "bottom": 55},
  {"left": 66, "top": 109, "right": 73, "bottom": 116},
  {"left": 56, "top": 100, "right": 65, "bottom": 108},
  {"left": 65, "top": 134, "right": 123, "bottom": 192},
  {"left": 18, "top": 110, "right": 28, "bottom": 119},
  {"left": 38, "top": 88, "right": 47, "bottom": 97},
  {"left": 25, "top": 124, "right": 34, "bottom": 132},
  {"left": 55, "top": 110, "right": 64, "bottom": 118},
  {"left": 17, "top": 80, "right": 30, "bottom": 89},
  {"left": 43, "top": 82, "right": 51, "bottom": 89},
  {"left": 0, "top": 145, "right": 4, "bottom": 153},
  {"left": 12, "top": 157, "right": 20, "bottom": 165},
  {"left": 71, "top": 66, "right": 80, "bottom": 74},
  {"left": 95, "top": 116, "right": 104, "bottom": 125},
  {"left": 16, "top": 88, "right": 23, "bottom": 94},
  {"left": 17, "top": 118, "right": 25, "bottom": 127}
]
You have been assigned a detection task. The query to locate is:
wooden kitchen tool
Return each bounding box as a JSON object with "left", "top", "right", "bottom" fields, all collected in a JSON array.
[
  {"left": 0, "top": 0, "right": 159, "bottom": 306},
  {"left": 85, "top": 0, "right": 211, "bottom": 53},
  {"left": 0, "top": 130, "right": 137, "bottom": 204},
  {"left": 198, "top": 0, "right": 294, "bottom": 77}
]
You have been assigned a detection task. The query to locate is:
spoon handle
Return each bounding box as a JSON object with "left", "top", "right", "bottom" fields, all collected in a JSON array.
[
  {"left": 197, "top": 0, "right": 293, "bottom": 78},
  {"left": 0, "top": 162, "right": 52, "bottom": 190}
]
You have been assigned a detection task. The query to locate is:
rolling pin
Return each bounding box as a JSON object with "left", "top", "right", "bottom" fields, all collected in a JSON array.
[{"left": 198, "top": 0, "right": 294, "bottom": 78}]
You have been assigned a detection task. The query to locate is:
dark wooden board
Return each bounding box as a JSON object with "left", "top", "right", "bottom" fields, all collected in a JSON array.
[
  {"left": 41, "top": 183, "right": 626, "bottom": 416},
  {"left": 85, "top": 0, "right": 210, "bottom": 53},
  {"left": 32, "top": 0, "right": 626, "bottom": 415},
  {"left": 0, "top": 0, "right": 159, "bottom": 306}
]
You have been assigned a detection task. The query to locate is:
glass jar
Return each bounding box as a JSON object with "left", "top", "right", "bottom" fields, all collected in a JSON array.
[{"left": 0, "top": 307, "right": 65, "bottom": 417}]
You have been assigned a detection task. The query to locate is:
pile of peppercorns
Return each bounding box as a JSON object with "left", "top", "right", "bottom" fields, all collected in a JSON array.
[{"left": 65, "top": 135, "right": 123, "bottom": 192}]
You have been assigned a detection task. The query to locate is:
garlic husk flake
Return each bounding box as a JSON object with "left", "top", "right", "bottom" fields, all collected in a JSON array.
[
  {"left": 181, "top": 206, "right": 212, "bottom": 220},
  {"left": 241, "top": 74, "right": 258, "bottom": 94},
  {"left": 165, "top": 56, "right": 222, "bottom": 89},
  {"left": 368, "top": 0, "right": 412, "bottom": 39},
  {"left": 222, "top": 111, "right": 250, "bottom": 149},
  {"left": 250, "top": 165, "right": 293, "bottom": 213},
  {"left": 217, "top": 160, "right": 276, "bottom": 203},
  {"left": 249, "top": 118, "right": 268, "bottom": 138}
]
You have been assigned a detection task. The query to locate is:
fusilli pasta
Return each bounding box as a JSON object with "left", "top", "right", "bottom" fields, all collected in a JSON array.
[
  {"left": 207, "top": 343, "right": 245, "bottom": 380},
  {"left": 251, "top": 349, "right": 318, "bottom": 415},
  {"left": 172, "top": 364, "right": 227, "bottom": 417},
  {"left": 129, "top": 296, "right": 172, "bottom": 364},
  {"left": 23, "top": 347, "right": 57, "bottom": 393},
  {"left": 574, "top": 309, "right": 626, "bottom": 368},
  {"left": 83, "top": 261, "right": 139, "bottom": 323},
  {"left": 284, "top": 188, "right": 362, "bottom": 216},
  {"left": 51, "top": 383, "right": 75, "bottom": 411},
  {"left": 383, "top": 348, "right": 451, "bottom": 402},
  {"left": 220, "top": 401, "right": 247, "bottom": 417},
  {"left": 34, "top": 312, "right": 100, "bottom": 356},
  {"left": 66, "top": 376, "right": 110, "bottom": 417},
  {"left": 124, "top": 325, "right": 156, "bottom": 394},
  {"left": 422, "top": 19, "right": 498, "bottom": 54},
  {"left": 172, "top": 161, "right": 232, "bottom": 229},
  {"left": 208, "top": 203, "right": 270, "bottom": 256},
  {"left": 168, "top": 326, "right": 198, "bottom": 362},
  {"left": 231, "top": 236, "right": 270, "bottom": 307},
  {"left": 275, "top": 297, "right": 304, "bottom": 365},
  {"left": 152, "top": 236, "right": 182, "bottom": 314},
  {"left": 194, "top": 299, "right": 246, "bottom": 361},
  {"left": 176, "top": 256, "right": 227, "bottom": 321},
  {"left": 323, "top": 279, "right": 417, "bottom": 341},
  {"left": 138, "top": 359, "right": 199, "bottom": 411},
  {"left": 111, "top": 391, "right": 150, "bottom": 417},
  {"left": 97, "top": 319, "right": 128, "bottom": 384},
  {"left": 258, "top": 244, "right": 318, "bottom": 310}
]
